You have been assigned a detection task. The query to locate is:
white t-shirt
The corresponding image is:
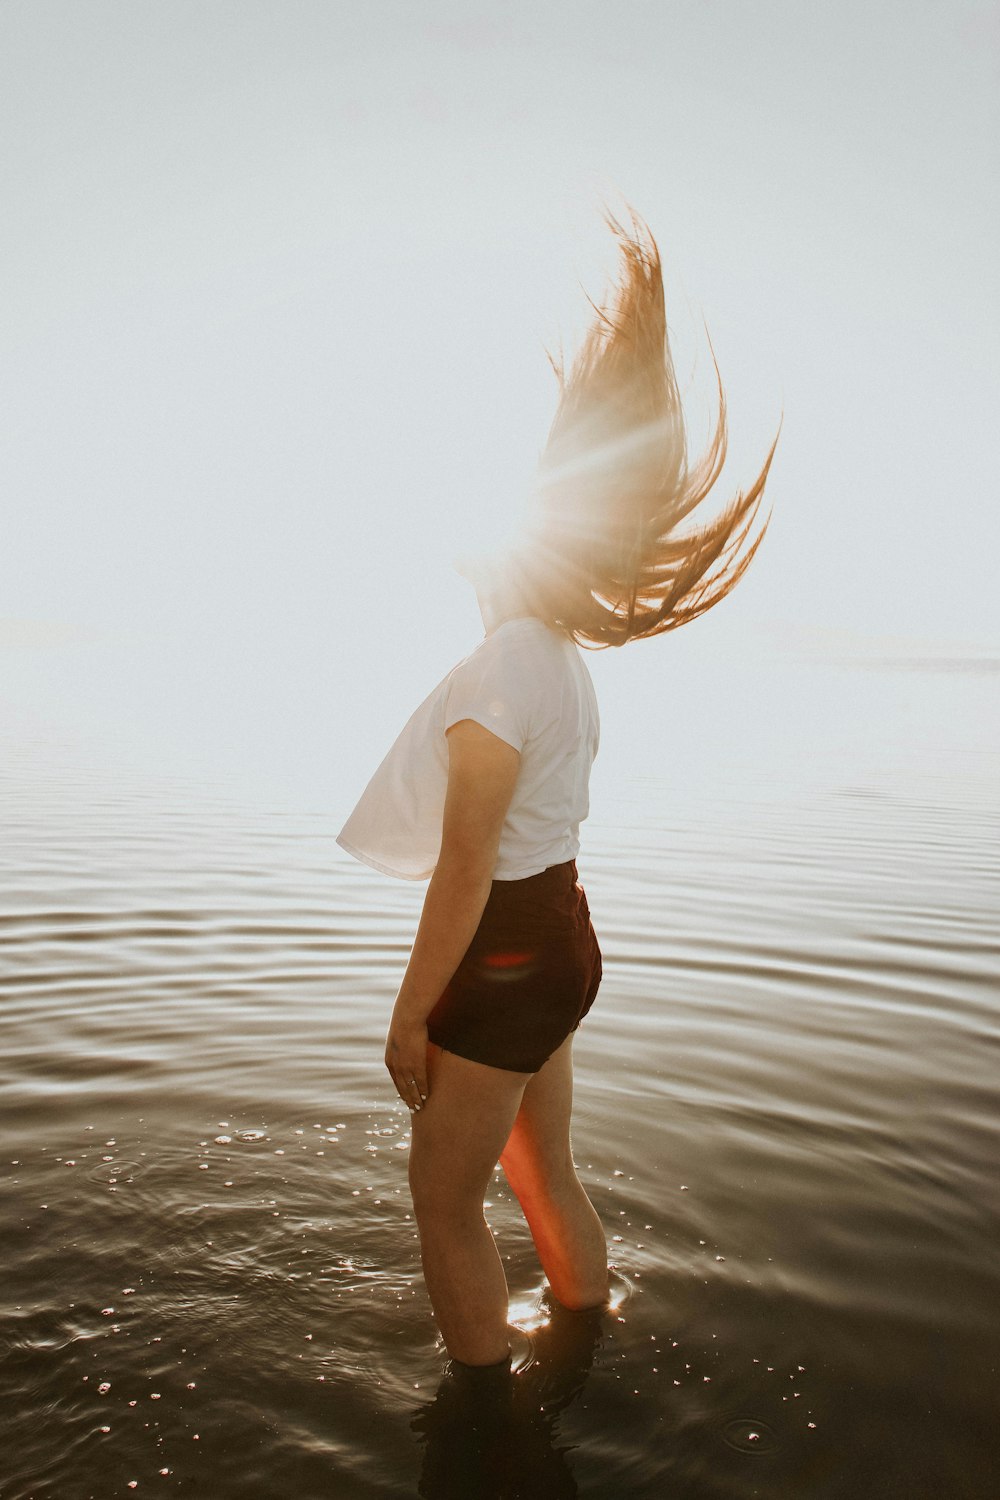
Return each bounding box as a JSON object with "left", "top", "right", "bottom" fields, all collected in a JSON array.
[{"left": 336, "top": 616, "right": 600, "bottom": 881}]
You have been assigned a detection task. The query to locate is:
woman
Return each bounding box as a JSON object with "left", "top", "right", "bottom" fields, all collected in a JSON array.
[{"left": 337, "top": 205, "right": 781, "bottom": 1381}]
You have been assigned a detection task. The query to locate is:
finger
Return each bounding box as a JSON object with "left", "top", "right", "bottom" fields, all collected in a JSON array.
[
  {"left": 391, "top": 1067, "right": 423, "bottom": 1113},
  {"left": 407, "top": 1071, "right": 429, "bottom": 1111},
  {"left": 403, "top": 1061, "right": 429, "bottom": 1107},
  {"left": 386, "top": 1046, "right": 424, "bottom": 1110},
  {"left": 404, "top": 1070, "right": 425, "bottom": 1111}
]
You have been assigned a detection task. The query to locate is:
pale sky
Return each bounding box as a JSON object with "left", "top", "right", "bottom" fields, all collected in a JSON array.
[{"left": 2, "top": 1, "right": 998, "bottom": 798}]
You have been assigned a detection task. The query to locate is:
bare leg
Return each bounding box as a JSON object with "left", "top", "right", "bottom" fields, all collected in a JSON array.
[
  {"left": 499, "top": 1032, "right": 609, "bottom": 1310},
  {"left": 408, "top": 1042, "right": 532, "bottom": 1365}
]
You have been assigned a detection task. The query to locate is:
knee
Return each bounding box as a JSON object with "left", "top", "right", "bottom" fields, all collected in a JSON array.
[
  {"left": 408, "top": 1150, "right": 485, "bottom": 1224},
  {"left": 500, "top": 1143, "right": 578, "bottom": 1207}
]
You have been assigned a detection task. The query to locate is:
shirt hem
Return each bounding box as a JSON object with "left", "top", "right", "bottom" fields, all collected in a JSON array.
[
  {"left": 493, "top": 847, "right": 581, "bottom": 881},
  {"left": 335, "top": 834, "right": 433, "bottom": 882}
]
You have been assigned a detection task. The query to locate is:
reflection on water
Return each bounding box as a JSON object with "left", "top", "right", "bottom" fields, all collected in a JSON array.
[
  {"left": 1, "top": 659, "right": 998, "bottom": 1498},
  {"left": 413, "top": 1292, "right": 606, "bottom": 1498}
]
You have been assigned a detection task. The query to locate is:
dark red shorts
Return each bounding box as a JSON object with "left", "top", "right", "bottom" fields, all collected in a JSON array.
[{"left": 426, "top": 858, "right": 603, "bottom": 1074}]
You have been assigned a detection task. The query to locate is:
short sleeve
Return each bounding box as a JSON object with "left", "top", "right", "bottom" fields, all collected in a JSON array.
[{"left": 443, "top": 639, "right": 530, "bottom": 752}]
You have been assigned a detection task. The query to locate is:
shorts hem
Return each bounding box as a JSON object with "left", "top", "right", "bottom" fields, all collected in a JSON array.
[{"left": 428, "top": 1038, "right": 544, "bottom": 1076}]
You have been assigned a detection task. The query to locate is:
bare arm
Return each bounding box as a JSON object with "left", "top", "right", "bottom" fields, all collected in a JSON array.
[{"left": 384, "top": 717, "right": 521, "bottom": 1112}]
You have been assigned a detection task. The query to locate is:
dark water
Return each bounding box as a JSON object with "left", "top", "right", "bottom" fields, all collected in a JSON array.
[{"left": 2, "top": 660, "right": 999, "bottom": 1498}]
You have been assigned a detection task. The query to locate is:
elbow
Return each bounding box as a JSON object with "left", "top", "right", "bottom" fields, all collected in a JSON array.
[{"left": 434, "top": 840, "right": 497, "bottom": 890}]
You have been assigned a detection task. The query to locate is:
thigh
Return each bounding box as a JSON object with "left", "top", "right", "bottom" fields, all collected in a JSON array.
[{"left": 408, "top": 1042, "right": 533, "bottom": 1204}]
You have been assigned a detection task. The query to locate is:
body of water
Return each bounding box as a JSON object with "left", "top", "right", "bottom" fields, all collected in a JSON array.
[{"left": 2, "top": 656, "right": 998, "bottom": 1497}]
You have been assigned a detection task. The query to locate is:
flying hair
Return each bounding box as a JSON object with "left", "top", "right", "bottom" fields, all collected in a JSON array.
[{"left": 517, "top": 204, "right": 783, "bottom": 648}]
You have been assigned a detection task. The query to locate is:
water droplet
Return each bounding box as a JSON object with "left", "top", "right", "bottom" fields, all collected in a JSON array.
[
  {"left": 214, "top": 1135, "right": 232, "bottom": 1145},
  {"left": 234, "top": 1130, "right": 266, "bottom": 1144},
  {"left": 722, "top": 1418, "right": 779, "bottom": 1454},
  {"left": 150, "top": 1392, "right": 161, "bottom": 1400},
  {"left": 98, "top": 1382, "right": 111, "bottom": 1394},
  {"left": 101, "top": 1308, "right": 115, "bottom": 1316}
]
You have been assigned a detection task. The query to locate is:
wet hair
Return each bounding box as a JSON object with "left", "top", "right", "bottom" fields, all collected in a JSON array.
[{"left": 519, "top": 204, "right": 782, "bottom": 648}]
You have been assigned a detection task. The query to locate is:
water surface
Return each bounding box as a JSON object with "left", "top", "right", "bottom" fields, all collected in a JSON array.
[{"left": 2, "top": 657, "right": 998, "bottom": 1497}]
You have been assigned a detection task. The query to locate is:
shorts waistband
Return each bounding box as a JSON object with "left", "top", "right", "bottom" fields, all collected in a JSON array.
[{"left": 490, "top": 859, "right": 578, "bottom": 895}]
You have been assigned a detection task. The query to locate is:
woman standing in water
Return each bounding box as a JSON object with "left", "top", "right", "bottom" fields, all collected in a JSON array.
[{"left": 337, "top": 205, "right": 781, "bottom": 1382}]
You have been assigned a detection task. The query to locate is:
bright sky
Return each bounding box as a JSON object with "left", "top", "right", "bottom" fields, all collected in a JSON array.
[{"left": 2, "top": 1, "right": 998, "bottom": 798}]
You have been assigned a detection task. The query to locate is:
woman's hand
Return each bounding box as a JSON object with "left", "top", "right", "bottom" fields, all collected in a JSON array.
[{"left": 384, "top": 1008, "right": 429, "bottom": 1113}]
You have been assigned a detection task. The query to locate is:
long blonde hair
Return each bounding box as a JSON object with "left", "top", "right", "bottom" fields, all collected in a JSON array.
[{"left": 518, "top": 205, "right": 782, "bottom": 648}]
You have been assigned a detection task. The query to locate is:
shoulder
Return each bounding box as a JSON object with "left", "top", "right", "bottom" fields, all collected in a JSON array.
[
  {"left": 444, "top": 620, "right": 566, "bottom": 750},
  {"left": 478, "top": 618, "right": 568, "bottom": 664},
  {"left": 458, "top": 621, "right": 569, "bottom": 693}
]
